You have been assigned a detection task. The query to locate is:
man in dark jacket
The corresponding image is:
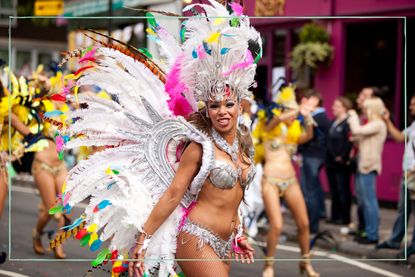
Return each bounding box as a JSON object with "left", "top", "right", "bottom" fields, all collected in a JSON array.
[{"left": 298, "top": 90, "right": 331, "bottom": 234}]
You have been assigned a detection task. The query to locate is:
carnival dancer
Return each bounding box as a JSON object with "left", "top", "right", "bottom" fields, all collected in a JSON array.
[
  {"left": 48, "top": 1, "right": 263, "bottom": 276},
  {"left": 253, "top": 85, "right": 319, "bottom": 277},
  {"left": 0, "top": 72, "right": 48, "bottom": 220},
  {"left": 0, "top": 78, "right": 32, "bottom": 220},
  {"left": 2, "top": 66, "right": 70, "bottom": 258},
  {"left": 0, "top": 69, "right": 53, "bottom": 263}
]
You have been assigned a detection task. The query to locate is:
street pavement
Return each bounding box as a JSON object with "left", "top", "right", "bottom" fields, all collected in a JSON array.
[{"left": 0, "top": 178, "right": 414, "bottom": 276}]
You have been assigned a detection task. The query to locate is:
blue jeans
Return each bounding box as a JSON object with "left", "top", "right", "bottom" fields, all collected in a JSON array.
[
  {"left": 386, "top": 176, "right": 415, "bottom": 251},
  {"left": 355, "top": 172, "right": 380, "bottom": 241},
  {"left": 300, "top": 156, "right": 326, "bottom": 233}
]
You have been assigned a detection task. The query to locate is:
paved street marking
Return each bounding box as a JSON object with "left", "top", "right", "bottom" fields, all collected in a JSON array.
[
  {"left": 0, "top": 269, "right": 29, "bottom": 277},
  {"left": 328, "top": 254, "right": 403, "bottom": 277},
  {"left": 252, "top": 240, "right": 403, "bottom": 277}
]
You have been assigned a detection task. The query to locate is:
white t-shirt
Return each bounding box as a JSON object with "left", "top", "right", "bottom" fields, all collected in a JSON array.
[{"left": 403, "top": 121, "right": 415, "bottom": 171}]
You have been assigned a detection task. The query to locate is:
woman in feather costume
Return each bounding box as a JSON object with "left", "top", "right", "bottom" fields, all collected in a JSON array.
[
  {"left": 0, "top": 73, "right": 44, "bottom": 220},
  {"left": 50, "top": 1, "right": 264, "bottom": 276}
]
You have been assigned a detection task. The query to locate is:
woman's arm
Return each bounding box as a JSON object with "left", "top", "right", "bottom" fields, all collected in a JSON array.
[
  {"left": 264, "top": 109, "right": 298, "bottom": 132},
  {"left": 9, "top": 113, "right": 31, "bottom": 136},
  {"left": 130, "top": 142, "right": 203, "bottom": 276},
  {"left": 348, "top": 110, "right": 383, "bottom": 136},
  {"left": 143, "top": 142, "right": 203, "bottom": 235},
  {"left": 297, "top": 121, "right": 314, "bottom": 145},
  {"left": 297, "top": 105, "right": 314, "bottom": 145},
  {"left": 382, "top": 109, "right": 404, "bottom": 142}
]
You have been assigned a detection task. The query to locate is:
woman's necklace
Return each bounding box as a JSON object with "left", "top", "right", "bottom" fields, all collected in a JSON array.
[{"left": 211, "top": 128, "right": 239, "bottom": 163}]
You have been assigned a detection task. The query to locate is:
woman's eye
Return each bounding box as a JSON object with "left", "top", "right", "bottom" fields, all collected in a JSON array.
[
  {"left": 226, "top": 102, "right": 235, "bottom": 108},
  {"left": 209, "top": 104, "right": 219, "bottom": 109}
]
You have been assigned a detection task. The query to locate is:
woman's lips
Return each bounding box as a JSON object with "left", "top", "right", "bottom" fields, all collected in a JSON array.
[{"left": 217, "top": 118, "right": 230, "bottom": 127}]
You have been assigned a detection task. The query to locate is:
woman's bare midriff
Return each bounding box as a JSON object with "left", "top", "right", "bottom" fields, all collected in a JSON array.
[
  {"left": 188, "top": 180, "right": 243, "bottom": 240},
  {"left": 263, "top": 141, "right": 296, "bottom": 180},
  {"left": 34, "top": 140, "right": 61, "bottom": 166}
]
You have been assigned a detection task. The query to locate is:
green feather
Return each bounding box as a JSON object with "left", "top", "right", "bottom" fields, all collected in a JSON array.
[
  {"left": 146, "top": 12, "right": 158, "bottom": 28},
  {"left": 91, "top": 248, "right": 110, "bottom": 267},
  {"left": 138, "top": 48, "right": 153, "bottom": 59},
  {"left": 254, "top": 48, "right": 263, "bottom": 64},
  {"left": 48, "top": 205, "right": 63, "bottom": 215}
]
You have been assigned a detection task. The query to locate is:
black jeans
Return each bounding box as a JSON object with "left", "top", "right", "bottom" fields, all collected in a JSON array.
[{"left": 326, "top": 163, "right": 352, "bottom": 224}]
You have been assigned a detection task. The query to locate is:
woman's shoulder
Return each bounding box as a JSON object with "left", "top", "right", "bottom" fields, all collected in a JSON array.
[{"left": 181, "top": 141, "right": 203, "bottom": 163}]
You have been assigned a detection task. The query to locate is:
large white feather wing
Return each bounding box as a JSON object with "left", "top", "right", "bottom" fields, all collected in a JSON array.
[{"left": 58, "top": 46, "right": 213, "bottom": 275}]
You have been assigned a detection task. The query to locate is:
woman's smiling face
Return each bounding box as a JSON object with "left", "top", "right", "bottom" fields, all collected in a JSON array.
[{"left": 207, "top": 95, "right": 240, "bottom": 135}]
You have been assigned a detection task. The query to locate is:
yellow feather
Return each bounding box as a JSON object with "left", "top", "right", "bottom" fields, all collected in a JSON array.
[{"left": 206, "top": 32, "right": 221, "bottom": 43}]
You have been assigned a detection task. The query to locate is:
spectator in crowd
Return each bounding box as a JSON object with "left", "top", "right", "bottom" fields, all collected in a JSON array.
[
  {"left": 326, "top": 96, "right": 354, "bottom": 225},
  {"left": 356, "top": 86, "right": 388, "bottom": 111},
  {"left": 298, "top": 90, "right": 331, "bottom": 234},
  {"left": 376, "top": 94, "right": 415, "bottom": 259},
  {"left": 352, "top": 86, "right": 382, "bottom": 237},
  {"left": 348, "top": 97, "right": 387, "bottom": 244}
]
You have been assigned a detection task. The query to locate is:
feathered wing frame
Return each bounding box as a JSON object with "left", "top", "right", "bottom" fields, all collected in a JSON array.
[{"left": 52, "top": 0, "right": 262, "bottom": 275}]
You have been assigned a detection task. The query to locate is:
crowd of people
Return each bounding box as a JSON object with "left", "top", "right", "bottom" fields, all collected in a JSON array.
[
  {"left": 0, "top": 1, "right": 414, "bottom": 276},
  {"left": 241, "top": 83, "right": 415, "bottom": 276}
]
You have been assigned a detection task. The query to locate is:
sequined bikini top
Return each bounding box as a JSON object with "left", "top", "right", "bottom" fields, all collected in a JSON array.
[{"left": 209, "top": 159, "right": 256, "bottom": 189}]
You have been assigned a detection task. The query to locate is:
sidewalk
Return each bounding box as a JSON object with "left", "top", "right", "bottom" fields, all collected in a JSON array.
[{"left": 258, "top": 199, "right": 415, "bottom": 263}]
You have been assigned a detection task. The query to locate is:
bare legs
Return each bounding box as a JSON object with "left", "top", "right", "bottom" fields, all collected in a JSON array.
[
  {"left": 261, "top": 179, "right": 282, "bottom": 276},
  {"left": 262, "top": 180, "right": 319, "bottom": 276},
  {"left": 0, "top": 165, "right": 7, "bottom": 220},
  {"left": 176, "top": 232, "right": 230, "bottom": 277},
  {"left": 284, "top": 184, "right": 310, "bottom": 255},
  {"left": 32, "top": 143, "right": 68, "bottom": 258}
]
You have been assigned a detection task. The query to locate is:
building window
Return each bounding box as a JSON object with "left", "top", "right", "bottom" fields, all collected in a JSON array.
[
  {"left": 273, "top": 29, "right": 287, "bottom": 67},
  {"left": 15, "top": 51, "right": 31, "bottom": 75},
  {"left": 345, "top": 19, "right": 402, "bottom": 125},
  {"left": 0, "top": 49, "right": 8, "bottom": 65},
  {"left": 0, "top": 0, "right": 17, "bottom": 26},
  {"left": 38, "top": 53, "right": 52, "bottom": 67}
]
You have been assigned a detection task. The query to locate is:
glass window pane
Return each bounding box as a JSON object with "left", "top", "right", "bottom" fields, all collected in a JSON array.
[
  {"left": 15, "top": 51, "right": 31, "bottom": 74},
  {"left": 0, "top": 49, "right": 8, "bottom": 65},
  {"left": 273, "top": 30, "right": 287, "bottom": 67},
  {"left": 38, "top": 53, "right": 52, "bottom": 68},
  {"left": 1, "top": 0, "right": 13, "bottom": 9}
]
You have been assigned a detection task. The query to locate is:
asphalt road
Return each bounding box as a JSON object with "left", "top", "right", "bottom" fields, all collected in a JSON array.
[{"left": 0, "top": 186, "right": 413, "bottom": 277}]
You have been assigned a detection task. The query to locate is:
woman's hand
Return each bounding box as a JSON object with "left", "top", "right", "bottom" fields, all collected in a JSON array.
[
  {"left": 382, "top": 109, "right": 391, "bottom": 122},
  {"left": 128, "top": 233, "right": 150, "bottom": 277},
  {"left": 233, "top": 238, "right": 255, "bottom": 264},
  {"left": 348, "top": 109, "right": 357, "bottom": 117},
  {"left": 299, "top": 103, "right": 311, "bottom": 118}
]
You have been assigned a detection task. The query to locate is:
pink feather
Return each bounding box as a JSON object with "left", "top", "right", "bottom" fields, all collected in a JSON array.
[
  {"left": 223, "top": 50, "right": 253, "bottom": 77},
  {"left": 229, "top": 2, "right": 244, "bottom": 16},
  {"left": 79, "top": 47, "right": 97, "bottom": 63},
  {"left": 196, "top": 45, "right": 207, "bottom": 60},
  {"left": 178, "top": 201, "right": 197, "bottom": 230},
  {"left": 165, "top": 55, "right": 194, "bottom": 117}
]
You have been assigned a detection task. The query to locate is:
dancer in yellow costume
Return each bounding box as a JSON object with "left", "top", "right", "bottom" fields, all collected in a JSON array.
[
  {"left": 1, "top": 65, "right": 69, "bottom": 258},
  {"left": 253, "top": 85, "right": 320, "bottom": 277},
  {"left": 0, "top": 69, "right": 45, "bottom": 220}
]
